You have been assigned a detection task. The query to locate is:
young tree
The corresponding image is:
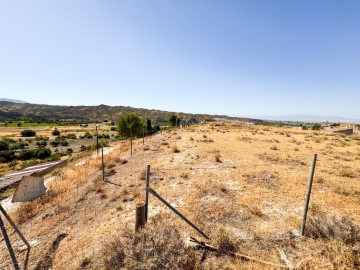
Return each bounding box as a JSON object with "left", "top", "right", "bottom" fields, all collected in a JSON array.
[
  {"left": 117, "top": 113, "right": 144, "bottom": 156},
  {"left": 117, "top": 113, "right": 144, "bottom": 138}
]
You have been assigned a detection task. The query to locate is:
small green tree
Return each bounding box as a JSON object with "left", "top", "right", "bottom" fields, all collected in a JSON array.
[
  {"left": 117, "top": 113, "right": 144, "bottom": 138},
  {"left": 52, "top": 128, "right": 60, "bottom": 136},
  {"left": 169, "top": 115, "right": 178, "bottom": 126},
  {"left": 311, "top": 124, "right": 321, "bottom": 131}
]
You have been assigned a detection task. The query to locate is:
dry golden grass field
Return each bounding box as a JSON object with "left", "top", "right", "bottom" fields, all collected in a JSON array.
[{"left": 0, "top": 121, "right": 359, "bottom": 269}]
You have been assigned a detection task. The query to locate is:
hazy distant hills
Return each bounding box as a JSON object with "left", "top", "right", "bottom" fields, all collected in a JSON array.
[
  {"left": 250, "top": 114, "right": 360, "bottom": 123},
  {"left": 0, "top": 101, "right": 236, "bottom": 123},
  {"left": 0, "top": 98, "right": 27, "bottom": 104},
  {"left": 1, "top": 99, "right": 357, "bottom": 124}
]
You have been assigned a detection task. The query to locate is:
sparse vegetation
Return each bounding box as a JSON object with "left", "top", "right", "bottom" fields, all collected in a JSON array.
[
  {"left": 172, "top": 145, "right": 180, "bottom": 153},
  {"left": 1, "top": 121, "right": 360, "bottom": 269}
]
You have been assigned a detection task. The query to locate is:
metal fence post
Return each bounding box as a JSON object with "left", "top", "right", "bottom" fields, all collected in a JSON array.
[
  {"left": 301, "top": 154, "right": 318, "bottom": 236},
  {"left": 145, "top": 164, "right": 150, "bottom": 221},
  {"left": 0, "top": 214, "right": 20, "bottom": 270},
  {"left": 102, "top": 145, "right": 105, "bottom": 183}
]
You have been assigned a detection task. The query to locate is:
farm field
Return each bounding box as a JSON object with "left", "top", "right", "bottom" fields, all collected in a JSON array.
[
  {"left": 0, "top": 121, "right": 359, "bottom": 269},
  {"left": 0, "top": 124, "right": 117, "bottom": 176}
]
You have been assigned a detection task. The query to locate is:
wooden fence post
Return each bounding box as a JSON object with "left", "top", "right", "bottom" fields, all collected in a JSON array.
[{"left": 135, "top": 204, "right": 146, "bottom": 232}]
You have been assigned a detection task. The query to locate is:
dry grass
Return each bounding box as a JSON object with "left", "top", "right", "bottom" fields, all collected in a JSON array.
[
  {"left": 100, "top": 219, "right": 197, "bottom": 270},
  {"left": 2, "top": 123, "right": 360, "bottom": 269}
]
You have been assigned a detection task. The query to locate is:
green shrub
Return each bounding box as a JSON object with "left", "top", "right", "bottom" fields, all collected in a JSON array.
[
  {"left": 50, "top": 137, "right": 69, "bottom": 147},
  {"left": 66, "top": 134, "right": 77, "bottom": 139},
  {"left": 52, "top": 128, "right": 60, "bottom": 136},
  {"left": 91, "top": 139, "right": 109, "bottom": 150},
  {"left": 36, "top": 147, "right": 52, "bottom": 159},
  {"left": 17, "top": 148, "right": 52, "bottom": 160},
  {"left": 0, "top": 141, "right": 9, "bottom": 151},
  {"left": 1, "top": 137, "right": 16, "bottom": 144},
  {"left": 98, "top": 134, "right": 110, "bottom": 139},
  {"left": 49, "top": 153, "right": 61, "bottom": 161},
  {"left": 17, "top": 150, "right": 37, "bottom": 160},
  {"left": 36, "top": 141, "right": 47, "bottom": 147},
  {"left": 9, "top": 141, "right": 28, "bottom": 150},
  {"left": 35, "top": 135, "right": 49, "bottom": 141},
  {"left": 21, "top": 130, "right": 36, "bottom": 137},
  {"left": 312, "top": 124, "right": 322, "bottom": 131},
  {"left": 0, "top": 150, "right": 16, "bottom": 163},
  {"left": 50, "top": 140, "right": 60, "bottom": 147},
  {"left": 81, "top": 132, "right": 93, "bottom": 139}
]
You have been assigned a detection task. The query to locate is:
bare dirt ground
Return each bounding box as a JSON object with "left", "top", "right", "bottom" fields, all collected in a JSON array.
[{"left": 0, "top": 122, "right": 359, "bottom": 269}]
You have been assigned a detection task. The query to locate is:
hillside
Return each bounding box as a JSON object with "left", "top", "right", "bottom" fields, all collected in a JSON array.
[
  {"left": 0, "top": 102, "right": 240, "bottom": 123},
  {"left": 0, "top": 122, "right": 359, "bottom": 269}
]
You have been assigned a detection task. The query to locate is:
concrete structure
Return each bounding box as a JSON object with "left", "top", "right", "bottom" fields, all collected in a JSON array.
[
  {"left": 12, "top": 176, "right": 47, "bottom": 202},
  {"left": 0, "top": 160, "right": 66, "bottom": 191}
]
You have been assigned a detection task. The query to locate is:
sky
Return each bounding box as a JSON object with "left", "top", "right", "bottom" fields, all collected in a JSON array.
[{"left": 0, "top": 1, "right": 359, "bottom": 118}]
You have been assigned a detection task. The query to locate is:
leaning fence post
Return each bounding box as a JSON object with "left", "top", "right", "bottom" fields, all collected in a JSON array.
[
  {"left": 301, "top": 154, "right": 317, "bottom": 236},
  {"left": 145, "top": 164, "right": 150, "bottom": 221},
  {"left": 0, "top": 205, "right": 30, "bottom": 248},
  {"left": 135, "top": 204, "right": 146, "bottom": 232},
  {"left": 0, "top": 214, "right": 20, "bottom": 270}
]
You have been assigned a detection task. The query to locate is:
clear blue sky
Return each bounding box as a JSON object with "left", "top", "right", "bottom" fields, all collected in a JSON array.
[{"left": 0, "top": 1, "right": 359, "bottom": 118}]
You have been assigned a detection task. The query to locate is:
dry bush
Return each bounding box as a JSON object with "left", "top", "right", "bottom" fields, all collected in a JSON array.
[
  {"left": 120, "top": 158, "right": 128, "bottom": 164},
  {"left": 13, "top": 191, "right": 54, "bottom": 224},
  {"left": 305, "top": 212, "right": 360, "bottom": 245},
  {"left": 106, "top": 162, "right": 116, "bottom": 169},
  {"left": 296, "top": 240, "right": 360, "bottom": 270},
  {"left": 143, "top": 145, "right": 150, "bottom": 151},
  {"left": 270, "top": 145, "right": 278, "bottom": 150},
  {"left": 172, "top": 145, "right": 180, "bottom": 153},
  {"left": 139, "top": 169, "right": 146, "bottom": 180},
  {"left": 100, "top": 219, "right": 197, "bottom": 270},
  {"left": 338, "top": 167, "right": 356, "bottom": 178},
  {"left": 180, "top": 172, "right": 189, "bottom": 179},
  {"left": 210, "top": 226, "right": 239, "bottom": 256},
  {"left": 215, "top": 152, "right": 222, "bottom": 163}
]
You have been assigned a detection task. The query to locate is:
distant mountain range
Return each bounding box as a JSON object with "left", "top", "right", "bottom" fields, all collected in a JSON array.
[
  {"left": 0, "top": 101, "right": 241, "bottom": 123},
  {"left": 249, "top": 114, "right": 360, "bottom": 123},
  {"left": 1, "top": 99, "right": 357, "bottom": 124},
  {"left": 0, "top": 98, "right": 27, "bottom": 104}
]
